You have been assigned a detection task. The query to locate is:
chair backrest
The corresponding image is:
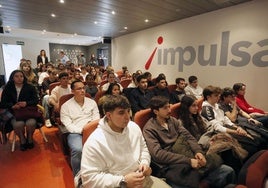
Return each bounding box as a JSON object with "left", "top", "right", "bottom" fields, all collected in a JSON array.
[
  {"left": 59, "top": 93, "right": 91, "bottom": 110},
  {"left": 49, "top": 82, "right": 61, "bottom": 95},
  {"left": 133, "top": 108, "right": 152, "bottom": 130},
  {"left": 197, "top": 97, "right": 204, "bottom": 112},
  {"left": 82, "top": 119, "right": 100, "bottom": 145},
  {"left": 120, "top": 79, "right": 132, "bottom": 88},
  {"left": 167, "top": 84, "right": 177, "bottom": 93},
  {"left": 94, "top": 90, "right": 105, "bottom": 105},
  {"left": 170, "top": 102, "right": 181, "bottom": 119},
  {"left": 238, "top": 150, "right": 268, "bottom": 188}
]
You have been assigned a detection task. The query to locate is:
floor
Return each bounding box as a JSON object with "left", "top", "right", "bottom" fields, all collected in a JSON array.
[{"left": 0, "top": 126, "right": 74, "bottom": 188}]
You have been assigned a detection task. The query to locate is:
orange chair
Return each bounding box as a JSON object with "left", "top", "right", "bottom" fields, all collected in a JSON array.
[
  {"left": 94, "top": 90, "right": 105, "bottom": 105},
  {"left": 120, "top": 79, "right": 132, "bottom": 88},
  {"left": 133, "top": 108, "right": 152, "bottom": 130},
  {"left": 49, "top": 81, "right": 61, "bottom": 95},
  {"left": 170, "top": 103, "right": 181, "bottom": 119},
  {"left": 82, "top": 119, "right": 100, "bottom": 145},
  {"left": 237, "top": 150, "right": 268, "bottom": 188},
  {"left": 197, "top": 97, "right": 204, "bottom": 112}
]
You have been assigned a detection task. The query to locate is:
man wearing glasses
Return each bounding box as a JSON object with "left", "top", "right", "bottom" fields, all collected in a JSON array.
[{"left": 61, "top": 80, "right": 100, "bottom": 176}]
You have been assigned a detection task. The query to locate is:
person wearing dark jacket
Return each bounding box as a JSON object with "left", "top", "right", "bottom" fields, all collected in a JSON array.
[
  {"left": 143, "top": 96, "right": 236, "bottom": 188},
  {"left": 0, "top": 70, "right": 39, "bottom": 151},
  {"left": 37, "top": 49, "right": 49, "bottom": 65}
]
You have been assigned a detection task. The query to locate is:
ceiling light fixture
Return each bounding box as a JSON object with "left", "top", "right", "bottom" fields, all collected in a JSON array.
[
  {"left": 74, "top": 33, "right": 77, "bottom": 36},
  {"left": 144, "top": 19, "right": 149, "bottom": 23},
  {"left": 59, "top": 0, "right": 65, "bottom": 3},
  {"left": 94, "top": 21, "right": 98, "bottom": 24},
  {"left": 111, "top": 11, "right": 115, "bottom": 15},
  {"left": 51, "top": 13, "right": 56, "bottom": 17},
  {"left": 0, "top": 4, "right": 2, "bottom": 8},
  {"left": 124, "top": 26, "right": 128, "bottom": 30}
]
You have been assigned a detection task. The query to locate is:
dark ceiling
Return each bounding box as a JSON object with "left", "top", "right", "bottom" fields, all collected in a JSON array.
[{"left": 0, "top": 0, "right": 252, "bottom": 39}]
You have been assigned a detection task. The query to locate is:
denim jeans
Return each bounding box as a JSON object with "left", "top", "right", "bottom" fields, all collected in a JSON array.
[
  {"left": 67, "top": 133, "right": 82, "bottom": 176},
  {"left": 42, "top": 95, "right": 51, "bottom": 119},
  {"left": 204, "top": 164, "right": 236, "bottom": 188}
]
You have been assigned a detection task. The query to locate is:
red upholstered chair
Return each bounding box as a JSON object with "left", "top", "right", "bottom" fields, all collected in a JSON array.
[
  {"left": 82, "top": 119, "right": 100, "bottom": 145},
  {"left": 49, "top": 81, "right": 61, "bottom": 95},
  {"left": 94, "top": 90, "right": 105, "bottom": 105},
  {"left": 197, "top": 97, "right": 204, "bottom": 112},
  {"left": 133, "top": 108, "right": 152, "bottom": 130},
  {"left": 120, "top": 79, "right": 132, "bottom": 88},
  {"left": 167, "top": 84, "right": 177, "bottom": 93},
  {"left": 236, "top": 150, "right": 268, "bottom": 188},
  {"left": 170, "top": 103, "right": 181, "bottom": 119}
]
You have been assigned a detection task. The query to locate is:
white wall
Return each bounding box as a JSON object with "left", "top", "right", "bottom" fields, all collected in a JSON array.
[
  {"left": 112, "top": 0, "right": 268, "bottom": 111},
  {"left": 0, "top": 36, "right": 50, "bottom": 75}
]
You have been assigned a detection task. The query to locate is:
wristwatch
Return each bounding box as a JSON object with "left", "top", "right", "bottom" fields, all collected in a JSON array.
[{"left": 119, "top": 176, "right": 127, "bottom": 188}]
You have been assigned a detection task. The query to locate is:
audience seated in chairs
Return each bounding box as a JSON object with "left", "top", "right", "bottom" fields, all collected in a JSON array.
[
  {"left": 48, "top": 72, "right": 71, "bottom": 127},
  {"left": 233, "top": 83, "right": 268, "bottom": 127},
  {"left": 128, "top": 74, "right": 154, "bottom": 116},
  {"left": 142, "top": 96, "right": 236, "bottom": 188},
  {"left": 170, "top": 77, "right": 186, "bottom": 104},
  {"left": 185, "top": 75, "right": 203, "bottom": 99},
  {"left": 80, "top": 95, "right": 170, "bottom": 188},
  {"left": 60, "top": 80, "right": 100, "bottom": 177},
  {"left": 41, "top": 69, "right": 58, "bottom": 127}
]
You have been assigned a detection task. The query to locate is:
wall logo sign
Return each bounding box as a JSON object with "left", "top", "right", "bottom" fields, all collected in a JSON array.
[
  {"left": 145, "top": 31, "right": 268, "bottom": 72},
  {"left": 145, "top": 36, "right": 163, "bottom": 70}
]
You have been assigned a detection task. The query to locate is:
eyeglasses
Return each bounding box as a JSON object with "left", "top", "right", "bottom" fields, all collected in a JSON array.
[{"left": 74, "top": 87, "right": 86, "bottom": 91}]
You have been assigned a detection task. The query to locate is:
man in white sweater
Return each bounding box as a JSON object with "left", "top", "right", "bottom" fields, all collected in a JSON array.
[
  {"left": 81, "top": 95, "right": 170, "bottom": 188},
  {"left": 60, "top": 80, "right": 100, "bottom": 176}
]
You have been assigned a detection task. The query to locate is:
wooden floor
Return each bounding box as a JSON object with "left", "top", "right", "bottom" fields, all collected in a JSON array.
[{"left": 0, "top": 126, "right": 74, "bottom": 188}]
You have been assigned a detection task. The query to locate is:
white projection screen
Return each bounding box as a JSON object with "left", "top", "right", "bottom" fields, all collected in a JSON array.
[{"left": 1, "top": 44, "right": 22, "bottom": 81}]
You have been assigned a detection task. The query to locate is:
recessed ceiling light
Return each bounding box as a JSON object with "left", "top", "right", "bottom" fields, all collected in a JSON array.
[
  {"left": 74, "top": 33, "right": 77, "bottom": 36},
  {"left": 124, "top": 26, "right": 128, "bottom": 30},
  {"left": 94, "top": 21, "right": 98, "bottom": 24},
  {"left": 111, "top": 11, "right": 116, "bottom": 15},
  {"left": 43, "top": 29, "right": 46, "bottom": 32},
  {"left": 59, "top": 0, "right": 65, "bottom": 3},
  {"left": 0, "top": 5, "right": 2, "bottom": 8},
  {"left": 51, "top": 13, "right": 56, "bottom": 17},
  {"left": 144, "top": 19, "right": 149, "bottom": 23}
]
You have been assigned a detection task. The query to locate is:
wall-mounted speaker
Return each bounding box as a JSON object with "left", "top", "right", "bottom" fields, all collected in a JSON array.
[
  {"left": 0, "top": 27, "right": 4, "bottom": 34},
  {"left": 102, "top": 37, "right": 111, "bottom": 44}
]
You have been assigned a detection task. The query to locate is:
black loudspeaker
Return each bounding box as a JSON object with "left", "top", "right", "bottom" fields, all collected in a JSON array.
[
  {"left": 102, "top": 37, "right": 111, "bottom": 44},
  {"left": 0, "top": 27, "right": 4, "bottom": 34}
]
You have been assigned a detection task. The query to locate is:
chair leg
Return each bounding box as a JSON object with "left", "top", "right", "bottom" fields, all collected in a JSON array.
[
  {"left": 12, "top": 131, "right": 16, "bottom": 152},
  {"left": 38, "top": 128, "right": 48, "bottom": 142}
]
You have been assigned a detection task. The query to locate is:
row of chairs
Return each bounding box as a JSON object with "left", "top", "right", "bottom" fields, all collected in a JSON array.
[{"left": 81, "top": 100, "right": 268, "bottom": 188}]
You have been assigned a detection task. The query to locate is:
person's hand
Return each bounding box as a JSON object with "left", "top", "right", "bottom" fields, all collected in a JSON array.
[
  {"left": 236, "top": 127, "right": 247, "bottom": 136},
  {"left": 54, "top": 104, "right": 60, "bottom": 112},
  {"left": 124, "top": 171, "right": 145, "bottom": 188},
  {"left": 16, "top": 101, "right": 27, "bottom": 107},
  {"left": 195, "top": 153, "right": 206, "bottom": 167},
  {"left": 248, "top": 118, "right": 262, "bottom": 125},
  {"left": 12, "top": 103, "right": 21, "bottom": 109},
  {"left": 190, "top": 159, "right": 200, "bottom": 169},
  {"left": 138, "top": 164, "right": 152, "bottom": 176}
]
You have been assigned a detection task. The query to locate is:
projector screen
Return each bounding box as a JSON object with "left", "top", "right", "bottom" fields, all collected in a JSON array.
[{"left": 1, "top": 44, "right": 22, "bottom": 81}]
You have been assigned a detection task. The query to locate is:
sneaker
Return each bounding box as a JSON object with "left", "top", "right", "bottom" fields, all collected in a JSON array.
[{"left": 45, "top": 119, "right": 52, "bottom": 128}]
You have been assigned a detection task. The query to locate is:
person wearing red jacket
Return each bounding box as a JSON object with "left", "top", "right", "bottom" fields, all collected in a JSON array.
[{"left": 233, "top": 83, "right": 268, "bottom": 127}]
